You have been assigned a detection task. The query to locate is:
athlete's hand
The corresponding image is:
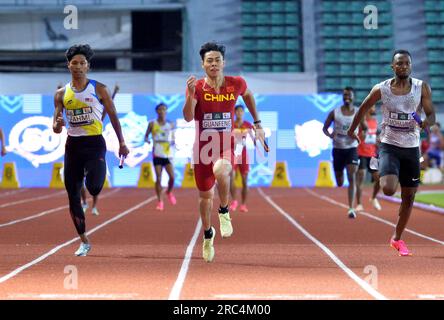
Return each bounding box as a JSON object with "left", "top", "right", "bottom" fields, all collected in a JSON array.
[
  {"left": 186, "top": 76, "right": 196, "bottom": 96},
  {"left": 119, "top": 143, "right": 130, "bottom": 158},
  {"left": 1, "top": 146, "right": 6, "bottom": 157},
  {"left": 347, "top": 129, "right": 360, "bottom": 143},
  {"left": 254, "top": 123, "right": 269, "bottom": 152},
  {"left": 144, "top": 136, "right": 151, "bottom": 144},
  {"left": 54, "top": 111, "right": 65, "bottom": 131}
]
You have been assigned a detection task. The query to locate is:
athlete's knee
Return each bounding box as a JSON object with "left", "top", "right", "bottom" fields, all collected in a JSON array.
[
  {"left": 213, "top": 159, "right": 232, "bottom": 179},
  {"left": 87, "top": 184, "right": 102, "bottom": 196},
  {"left": 382, "top": 185, "right": 396, "bottom": 196}
]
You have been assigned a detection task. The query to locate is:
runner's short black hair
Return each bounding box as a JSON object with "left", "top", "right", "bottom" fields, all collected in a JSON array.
[
  {"left": 235, "top": 105, "right": 244, "bottom": 111},
  {"left": 65, "top": 44, "right": 94, "bottom": 62},
  {"left": 199, "top": 42, "right": 225, "bottom": 60},
  {"left": 392, "top": 49, "right": 411, "bottom": 62},
  {"left": 344, "top": 86, "right": 355, "bottom": 93},
  {"left": 155, "top": 103, "right": 167, "bottom": 111}
]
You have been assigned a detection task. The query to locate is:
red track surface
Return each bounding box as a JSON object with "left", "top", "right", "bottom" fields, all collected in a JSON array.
[{"left": 1, "top": 186, "right": 444, "bottom": 300}]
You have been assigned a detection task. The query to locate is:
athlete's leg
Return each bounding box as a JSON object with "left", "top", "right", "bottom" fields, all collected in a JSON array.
[
  {"left": 334, "top": 171, "right": 344, "bottom": 187},
  {"left": 241, "top": 172, "right": 248, "bottom": 205},
  {"left": 213, "top": 158, "right": 232, "bottom": 208},
  {"left": 371, "top": 171, "right": 381, "bottom": 199},
  {"left": 380, "top": 175, "right": 399, "bottom": 196},
  {"left": 84, "top": 157, "right": 106, "bottom": 197},
  {"left": 346, "top": 164, "right": 358, "bottom": 210},
  {"left": 230, "top": 169, "right": 236, "bottom": 201},
  {"left": 164, "top": 162, "right": 175, "bottom": 194},
  {"left": 199, "top": 187, "right": 215, "bottom": 232},
  {"left": 154, "top": 164, "right": 163, "bottom": 202},
  {"left": 64, "top": 150, "right": 89, "bottom": 244},
  {"left": 80, "top": 185, "right": 87, "bottom": 206},
  {"left": 393, "top": 186, "right": 417, "bottom": 240},
  {"left": 356, "top": 168, "right": 366, "bottom": 206}
]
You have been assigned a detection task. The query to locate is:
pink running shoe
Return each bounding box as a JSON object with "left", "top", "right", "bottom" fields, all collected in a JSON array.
[
  {"left": 167, "top": 192, "right": 177, "bottom": 205},
  {"left": 239, "top": 204, "right": 248, "bottom": 212},
  {"left": 156, "top": 201, "right": 164, "bottom": 211},
  {"left": 390, "top": 239, "right": 412, "bottom": 256},
  {"left": 229, "top": 200, "right": 238, "bottom": 212}
]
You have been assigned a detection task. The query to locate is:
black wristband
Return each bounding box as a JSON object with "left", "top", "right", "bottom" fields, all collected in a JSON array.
[{"left": 254, "top": 120, "right": 262, "bottom": 125}]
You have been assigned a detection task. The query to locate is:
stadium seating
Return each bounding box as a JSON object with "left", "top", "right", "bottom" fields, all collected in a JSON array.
[{"left": 241, "top": 0, "right": 303, "bottom": 72}]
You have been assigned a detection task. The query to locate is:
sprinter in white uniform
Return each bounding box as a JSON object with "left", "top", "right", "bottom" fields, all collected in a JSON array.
[
  {"left": 323, "top": 86, "right": 361, "bottom": 219},
  {"left": 347, "top": 50, "right": 436, "bottom": 256}
]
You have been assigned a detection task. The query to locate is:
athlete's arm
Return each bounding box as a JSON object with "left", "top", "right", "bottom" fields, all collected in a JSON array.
[
  {"left": 144, "top": 121, "right": 153, "bottom": 143},
  {"left": 170, "top": 121, "right": 176, "bottom": 146},
  {"left": 101, "top": 84, "right": 119, "bottom": 122},
  {"left": 183, "top": 76, "right": 197, "bottom": 122},
  {"left": 420, "top": 81, "right": 436, "bottom": 130},
  {"left": 96, "top": 82, "right": 129, "bottom": 157},
  {"left": 0, "top": 128, "right": 6, "bottom": 156},
  {"left": 322, "top": 110, "right": 335, "bottom": 139},
  {"left": 52, "top": 88, "right": 65, "bottom": 134},
  {"left": 348, "top": 86, "right": 381, "bottom": 141},
  {"left": 242, "top": 89, "right": 266, "bottom": 149}
]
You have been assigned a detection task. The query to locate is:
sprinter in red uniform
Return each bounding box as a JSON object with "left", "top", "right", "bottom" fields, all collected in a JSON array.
[{"left": 183, "top": 42, "right": 265, "bottom": 262}]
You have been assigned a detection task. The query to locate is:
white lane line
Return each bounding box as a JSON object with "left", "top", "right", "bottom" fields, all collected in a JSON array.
[
  {"left": 213, "top": 294, "right": 341, "bottom": 300},
  {"left": 0, "top": 195, "right": 156, "bottom": 284},
  {"left": 8, "top": 293, "right": 139, "bottom": 300},
  {"left": 0, "top": 189, "right": 28, "bottom": 198},
  {"left": 168, "top": 218, "right": 202, "bottom": 300},
  {"left": 305, "top": 188, "right": 444, "bottom": 246},
  {"left": 0, "top": 188, "right": 121, "bottom": 228},
  {"left": 0, "top": 190, "right": 65, "bottom": 208},
  {"left": 417, "top": 294, "right": 444, "bottom": 300},
  {"left": 258, "top": 188, "right": 388, "bottom": 300}
]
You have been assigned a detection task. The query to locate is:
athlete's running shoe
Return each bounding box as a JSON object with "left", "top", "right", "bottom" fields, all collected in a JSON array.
[
  {"left": 82, "top": 203, "right": 88, "bottom": 213},
  {"left": 371, "top": 198, "right": 382, "bottom": 211},
  {"left": 203, "top": 227, "right": 216, "bottom": 262},
  {"left": 75, "top": 242, "right": 91, "bottom": 257},
  {"left": 348, "top": 208, "right": 357, "bottom": 219},
  {"left": 219, "top": 212, "right": 233, "bottom": 238},
  {"left": 239, "top": 204, "right": 249, "bottom": 212},
  {"left": 156, "top": 201, "right": 164, "bottom": 211},
  {"left": 91, "top": 207, "right": 99, "bottom": 216},
  {"left": 167, "top": 192, "right": 177, "bottom": 205},
  {"left": 355, "top": 204, "right": 364, "bottom": 212},
  {"left": 390, "top": 239, "right": 412, "bottom": 256},
  {"left": 229, "top": 200, "right": 238, "bottom": 212}
]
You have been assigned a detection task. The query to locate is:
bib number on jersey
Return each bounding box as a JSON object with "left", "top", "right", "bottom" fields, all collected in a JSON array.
[
  {"left": 202, "top": 112, "right": 232, "bottom": 132},
  {"left": 388, "top": 112, "right": 415, "bottom": 130},
  {"left": 66, "top": 107, "right": 94, "bottom": 127}
]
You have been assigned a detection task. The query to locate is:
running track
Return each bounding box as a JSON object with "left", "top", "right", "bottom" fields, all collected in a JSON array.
[{"left": 1, "top": 186, "right": 444, "bottom": 300}]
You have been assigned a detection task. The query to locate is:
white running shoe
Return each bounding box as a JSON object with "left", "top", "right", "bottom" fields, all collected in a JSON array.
[
  {"left": 75, "top": 242, "right": 91, "bottom": 256},
  {"left": 371, "top": 198, "right": 382, "bottom": 211},
  {"left": 82, "top": 203, "right": 88, "bottom": 213},
  {"left": 202, "top": 227, "right": 216, "bottom": 263},
  {"left": 91, "top": 207, "right": 99, "bottom": 216},
  {"left": 355, "top": 204, "right": 364, "bottom": 212},
  {"left": 218, "top": 212, "right": 233, "bottom": 238}
]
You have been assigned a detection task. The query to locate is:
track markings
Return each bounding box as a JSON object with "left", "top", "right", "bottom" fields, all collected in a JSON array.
[
  {"left": 0, "top": 190, "right": 65, "bottom": 208},
  {"left": 0, "top": 188, "right": 121, "bottom": 228},
  {"left": 168, "top": 218, "right": 202, "bottom": 300},
  {"left": 305, "top": 188, "right": 444, "bottom": 246},
  {"left": 0, "top": 195, "right": 156, "bottom": 285},
  {"left": 258, "top": 188, "right": 388, "bottom": 300}
]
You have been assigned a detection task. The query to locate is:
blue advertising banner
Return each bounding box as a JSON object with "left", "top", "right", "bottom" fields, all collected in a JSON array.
[{"left": 0, "top": 93, "right": 343, "bottom": 187}]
